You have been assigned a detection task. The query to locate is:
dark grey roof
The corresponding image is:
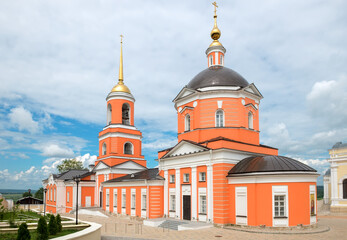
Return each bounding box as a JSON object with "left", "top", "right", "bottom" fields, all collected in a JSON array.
[
  {"left": 332, "top": 142, "right": 347, "bottom": 149},
  {"left": 187, "top": 66, "right": 249, "bottom": 90},
  {"left": 227, "top": 155, "right": 317, "bottom": 176},
  {"left": 104, "top": 168, "right": 164, "bottom": 183},
  {"left": 55, "top": 169, "right": 89, "bottom": 181},
  {"left": 325, "top": 169, "right": 331, "bottom": 176},
  {"left": 16, "top": 197, "right": 43, "bottom": 205}
]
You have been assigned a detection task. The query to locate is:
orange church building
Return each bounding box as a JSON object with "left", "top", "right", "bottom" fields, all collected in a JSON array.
[{"left": 43, "top": 3, "right": 318, "bottom": 227}]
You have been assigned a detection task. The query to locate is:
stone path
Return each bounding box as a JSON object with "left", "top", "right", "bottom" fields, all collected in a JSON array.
[{"left": 61, "top": 201, "right": 347, "bottom": 240}]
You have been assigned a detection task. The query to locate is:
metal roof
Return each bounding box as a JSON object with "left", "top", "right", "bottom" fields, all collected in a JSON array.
[
  {"left": 227, "top": 155, "right": 317, "bottom": 176},
  {"left": 55, "top": 169, "right": 89, "bottom": 180},
  {"left": 104, "top": 168, "right": 164, "bottom": 183},
  {"left": 187, "top": 66, "right": 249, "bottom": 90}
]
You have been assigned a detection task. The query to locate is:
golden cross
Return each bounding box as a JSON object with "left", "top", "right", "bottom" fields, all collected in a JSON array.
[
  {"left": 212, "top": 2, "right": 218, "bottom": 15},
  {"left": 120, "top": 34, "right": 124, "bottom": 43}
]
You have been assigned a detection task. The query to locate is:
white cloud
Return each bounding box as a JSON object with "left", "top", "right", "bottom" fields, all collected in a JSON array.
[
  {"left": 8, "top": 107, "right": 39, "bottom": 134},
  {"left": 41, "top": 144, "right": 74, "bottom": 158}
]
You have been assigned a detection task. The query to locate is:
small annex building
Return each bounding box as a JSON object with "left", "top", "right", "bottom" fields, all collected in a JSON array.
[
  {"left": 43, "top": 3, "right": 318, "bottom": 228},
  {"left": 324, "top": 142, "right": 347, "bottom": 213}
]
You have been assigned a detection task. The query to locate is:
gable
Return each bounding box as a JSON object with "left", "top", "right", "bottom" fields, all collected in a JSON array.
[
  {"left": 243, "top": 83, "right": 263, "bottom": 98},
  {"left": 112, "top": 161, "right": 147, "bottom": 170},
  {"left": 163, "top": 141, "right": 209, "bottom": 158},
  {"left": 94, "top": 161, "right": 110, "bottom": 171},
  {"left": 173, "top": 87, "right": 197, "bottom": 102}
]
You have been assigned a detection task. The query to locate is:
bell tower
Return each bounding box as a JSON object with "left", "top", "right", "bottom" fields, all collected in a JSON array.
[{"left": 96, "top": 36, "right": 146, "bottom": 168}]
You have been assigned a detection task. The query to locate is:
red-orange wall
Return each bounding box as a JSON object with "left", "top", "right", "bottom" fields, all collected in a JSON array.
[{"left": 81, "top": 187, "right": 95, "bottom": 207}]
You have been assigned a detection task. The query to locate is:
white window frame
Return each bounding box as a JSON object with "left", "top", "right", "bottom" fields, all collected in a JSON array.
[
  {"left": 124, "top": 142, "right": 133, "bottom": 155},
  {"left": 215, "top": 110, "right": 224, "bottom": 127},
  {"left": 102, "top": 142, "right": 107, "bottom": 155},
  {"left": 199, "top": 172, "right": 206, "bottom": 182},
  {"left": 170, "top": 174, "right": 175, "bottom": 183},
  {"left": 54, "top": 188, "right": 56, "bottom": 202},
  {"left": 114, "top": 191, "right": 118, "bottom": 208},
  {"left": 219, "top": 54, "right": 223, "bottom": 65},
  {"left": 248, "top": 111, "right": 253, "bottom": 129},
  {"left": 169, "top": 194, "right": 176, "bottom": 211},
  {"left": 67, "top": 191, "right": 70, "bottom": 203},
  {"left": 209, "top": 55, "right": 213, "bottom": 66},
  {"left": 141, "top": 194, "right": 147, "bottom": 210},
  {"left": 183, "top": 173, "right": 190, "bottom": 183},
  {"left": 122, "top": 191, "right": 126, "bottom": 208},
  {"left": 185, "top": 114, "right": 190, "bottom": 131},
  {"left": 235, "top": 186, "right": 248, "bottom": 225},
  {"left": 106, "top": 191, "right": 110, "bottom": 207},
  {"left": 272, "top": 185, "right": 288, "bottom": 227},
  {"left": 131, "top": 192, "right": 136, "bottom": 209},
  {"left": 199, "top": 195, "right": 207, "bottom": 214},
  {"left": 107, "top": 103, "right": 112, "bottom": 125},
  {"left": 274, "top": 195, "right": 286, "bottom": 217}
]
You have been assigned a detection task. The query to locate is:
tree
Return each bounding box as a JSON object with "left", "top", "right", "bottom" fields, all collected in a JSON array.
[
  {"left": 36, "top": 216, "right": 48, "bottom": 240},
  {"left": 22, "top": 192, "right": 32, "bottom": 198},
  {"left": 48, "top": 214, "right": 57, "bottom": 235},
  {"left": 56, "top": 214, "right": 62, "bottom": 232},
  {"left": 57, "top": 158, "right": 85, "bottom": 173},
  {"left": 34, "top": 188, "right": 44, "bottom": 200},
  {"left": 17, "top": 222, "right": 31, "bottom": 240}
]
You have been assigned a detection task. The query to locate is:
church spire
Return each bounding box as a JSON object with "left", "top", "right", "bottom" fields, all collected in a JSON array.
[
  {"left": 206, "top": 2, "right": 226, "bottom": 67},
  {"left": 111, "top": 35, "right": 131, "bottom": 93}
]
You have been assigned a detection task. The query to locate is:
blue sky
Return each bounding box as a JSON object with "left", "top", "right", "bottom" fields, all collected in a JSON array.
[{"left": 0, "top": 0, "right": 346, "bottom": 189}]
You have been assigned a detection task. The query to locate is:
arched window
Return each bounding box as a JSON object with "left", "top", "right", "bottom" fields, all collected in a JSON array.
[
  {"left": 107, "top": 104, "right": 112, "bottom": 125},
  {"left": 185, "top": 114, "right": 191, "bottom": 131},
  {"left": 122, "top": 103, "right": 130, "bottom": 125},
  {"left": 209, "top": 55, "right": 213, "bottom": 66},
  {"left": 343, "top": 179, "right": 347, "bottom": 199},
  {"left": 124, "top": 142, "right": 133, "bottom": 155},
  {"left": 216, "top": 110, "right": 224, "bottom": 127},
  {"left": 248, "top": 112, "right": 253, "bottom": 129},
  {"left": 102, "top": 142, "right": 107, "bottom": 155}
]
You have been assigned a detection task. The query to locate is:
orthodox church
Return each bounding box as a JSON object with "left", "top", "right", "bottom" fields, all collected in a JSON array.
[{"left": 43, "top": 3, "right": 319, "bottom": 227}]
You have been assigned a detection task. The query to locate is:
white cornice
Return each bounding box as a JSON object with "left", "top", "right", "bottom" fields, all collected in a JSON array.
[
  {"left": 99, "top": 132, "right": 142, "bottom": 141},
  {"left": 96, "top": 155, "right": 145, "bottom": 161},
  {"left": 102, "top": 180, "right": 164, "bottom": 187},
  {"left": 106, "top": 91, "right": 135, "bottom": 102},
  {"left": 228, "top": 173, "right": 318, "bottom": 184},
  {"left": 102, "top": 124, "right": 137, "bottom": 131}
]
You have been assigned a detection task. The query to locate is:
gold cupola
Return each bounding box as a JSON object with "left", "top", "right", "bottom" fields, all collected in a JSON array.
[
  {"left": 209, "top": 2, "right": 223, "bottom": 47},
  {"left": 111, "top": 35, "right": 131, "bottom": 94}
]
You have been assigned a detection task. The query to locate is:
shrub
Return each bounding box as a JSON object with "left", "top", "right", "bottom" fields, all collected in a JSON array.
[
  {"left": 56, "top": 214, "right": 62, "bottom": 232},
  {"left": 36, "top": 216, "right": 48, "bottom": 240},
  {"left": 48, "top": 214, "right": 57, "bottom": 235},
  {"left": 17, "top": 222, "right": 31, "bottom": 240}
]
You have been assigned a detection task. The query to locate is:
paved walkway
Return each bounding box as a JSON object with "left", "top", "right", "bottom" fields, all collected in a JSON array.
[{"left": 61, "top": 201, "right": 347, "bottom": 240}]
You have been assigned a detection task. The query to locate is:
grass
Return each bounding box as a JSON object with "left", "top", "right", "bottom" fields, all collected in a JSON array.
[
  {"left": 1, "top": 194, "right": 23, "bottom": 202},
  {"left": 0, "top": 229, "right": 80, "bottom": 240}
]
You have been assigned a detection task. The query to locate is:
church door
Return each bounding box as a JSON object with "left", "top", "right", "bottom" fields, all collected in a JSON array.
[{"left": 183, "top": 195, "right": 191, "bottom": 220}]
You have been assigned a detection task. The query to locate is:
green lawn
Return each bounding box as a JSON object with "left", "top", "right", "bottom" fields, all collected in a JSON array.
[{"left": 0, "top": 229, "right": 80, "bottom": 240}]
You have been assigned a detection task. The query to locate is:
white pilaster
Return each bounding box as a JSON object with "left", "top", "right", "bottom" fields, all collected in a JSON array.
[
  {"left": 175, "top": 168, "right": 181, "bottom": 219},
  {"left": 207, "top": 164, "right": 213, "bottom": 222},
  {"left": 191, "top": 167, "right": 197, "bottom": 221},
  {"left": 164, "top": 170, "right": 169, "bottom": 217},
  {"left": 331, "top": 163, "right": 338, "bottom": 206}
]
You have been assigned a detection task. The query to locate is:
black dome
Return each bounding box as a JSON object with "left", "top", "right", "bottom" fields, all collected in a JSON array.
[
  {"left": 187, "top": 66, "right": 249, "bottom": 90},
  {"left": 227, "top": 155, "right": 317, "bottom": 176}
]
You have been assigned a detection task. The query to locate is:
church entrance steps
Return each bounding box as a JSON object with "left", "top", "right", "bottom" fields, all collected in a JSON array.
[{"left": 143, "top": 218, "right": 212, "bottom": 231}]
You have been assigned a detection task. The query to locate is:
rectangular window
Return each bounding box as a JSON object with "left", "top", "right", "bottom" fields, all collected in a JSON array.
[
  {"left": 54, "top": 189, "right": 56, "bottom": 202},
  {"left": 142, "top": 194, "right": 147, "bottom": 210},
  {"left": 170, "top": 174, "right": 175, "bottom": 183},
  {"left": 106, "top": 193, "right": 109, "bottom": 207},
  {"left": 200, "top": 195, "right": 207, "bottom": 214},
  {"left": 199, "top": 172, "right": 206, "bottom": 182},
  {"left": 114, "top": 194, "right": 117, "bottom": 207},
  {"left": 131, "top": 194, "right": 136, "bottom": 209},
  {"left": 183, "top": 173, "right": 190, "bottom": 183},
  {"left": 274, "top": 195, "right": 286, "bottom": 217},
  {"left": 169, "top": 195, "right": 176, "bottom": 211},
  {"left": 67, "top": 192, "right": 70, "bottom": 203},
  {"left": 122, "top": 194, "right": 126, "bottom": 208}
]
